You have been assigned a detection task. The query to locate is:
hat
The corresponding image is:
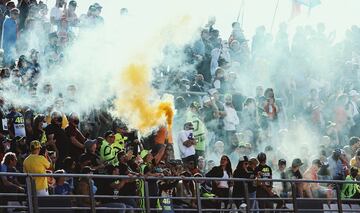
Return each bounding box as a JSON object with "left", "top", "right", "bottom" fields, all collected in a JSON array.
[
  {"left": 202, "top": 95, "right": 211, "bottom": 103},
  {"left": 208, "top": 88, "right": 218, "bottom": 96},
  {"left": 104, "top": 130, "right": 114, "bottom": 138},
  {"left": 190, "top": 102, "right": 200, "bottom": 109},
  {"left": 239, "top": 156, "right": 249, "bottom": 162},
  {"left": 292, "top": 158, "right": 303, "bottom": 167},
  {"left": 88, "top": 5, "right": 96, "bottom": 11},
  {"left": 84, "top": 139, "right": 97, "bottom": 150},
  {"left": 10, "top": 8, "right": 19, "bottom": 14},
  {"left": 81, "top": 166, "right": 95, "bottom": 174},
  {"left": 69, "top": 0, "right": 77, "bottom": 7},
  {"left": 93, "top": 3, "right": 102, "bottom": 9},
  {"left": 278, "top": 159, "right": 286, "bottom": 166},
  {"left": 214, "top": 141, "right": 224, "bottom": 147},
  {"left": 244, "top": 142, "right": 252, "bottom": 148},
  {"left": 349, "top": 90, "right": 359, "bottom": 96},
  {"left": 238, "top": 142, "right": 246, "bottom": 148},
  {"left": 30, "top": 140, "right": 41, "bottom": 151}
]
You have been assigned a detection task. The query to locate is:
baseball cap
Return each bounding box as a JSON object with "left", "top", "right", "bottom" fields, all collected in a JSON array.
[
  {"left": 238, "top": 142, "right": 246, "bottom": 148},
  {"left": 88, "top": 5, "right": 96, "bottom": 11},
  {"left": 104, "top": 130, "right": 114, "bottom": 138},
  {"left": 208, "top": 88, "right": 218, "bottom": 96},
  {"left": 244, "top": 142, "right": 252, "bottom": 149},
  {"left": 84, "top": 139, "right": 97, "bottom": 150},
  {"left": 239, "top": 156, "right": 249, "bottom": 162},
  {"left": 278, "top": 159, "right": 286, "bottom": 166},
  {"left": 93, "top": 3, "right": 102, "bottom": 9},
  {"left": 30, "top": 140, "right": 41, "bottom": 151},
  {"left": 292, "top": 158, "right": 303, "bottom": 167}
]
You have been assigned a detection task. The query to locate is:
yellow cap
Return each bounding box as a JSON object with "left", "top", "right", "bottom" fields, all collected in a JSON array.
[{"left": 30, "top": 140, "right": 41, "bottom": 151}]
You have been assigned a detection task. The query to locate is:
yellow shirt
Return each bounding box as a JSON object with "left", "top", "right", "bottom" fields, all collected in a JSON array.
[{"left": 23, "top": 154, "right": 50, "bottom": 191}]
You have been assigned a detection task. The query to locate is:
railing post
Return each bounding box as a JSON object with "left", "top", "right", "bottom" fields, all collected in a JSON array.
[
  {"left": 25, "top": 175, "right": 35, "bottom": 213},
  {"left": 144, "top": 178, "right": 151, "bottom": 213},
  {"left": 335, "top": 183, "right": 343, "bottom": 213},
  {"left": 243, "top": 180, "right": 250, "bottom": 212},
  {"left": 195, "top": 182, "right": 202, "bottom": 213},
  {"left": 290, "top": 182, "right": 298, "bottom": 213},
  {"left": 88, "top": 177, "right": 96, "bottom": 213}
]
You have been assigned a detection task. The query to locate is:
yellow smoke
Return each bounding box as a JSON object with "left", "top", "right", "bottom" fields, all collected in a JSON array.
[{"left": 115, "top": 64, "right": 174, "bottom": 134}]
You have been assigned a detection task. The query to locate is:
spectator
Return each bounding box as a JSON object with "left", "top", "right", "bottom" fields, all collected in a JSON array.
[
  {"left": 223, "top": 94, "right": 239, "bottom": 147},
  {"left": 99, "top": 130, "right": 117, "bottom": 165},
  {"left": 75, "top": 166, "right": 97, "bottom": 207},
  {"left": 1, "top": 8, "right": 19, "bottom": 65},
  {"left": 349, "top": 148, "right": 360, "bottom": 177},
  {"left": 78, "top": 139, "right": 103, "bottom": 171},
  {"left": 303, "top": 159, "right": 332, "bottom": 199},
  {"left": 285, "top": 158, "right": 304, "bottom": 197},
  {"left": 45, "top": 111, "right": 70, "bottom": 168},
  {"left": 0, "top": 152, "right": 24, "bottom": 193},
  {"left": 341, "top": 167, "right": 360, "bottom": 199},
  {"left": 96, "top": 164, "right": 127, "bottom": 213},
  {"left": 65, "top": 112, "right": 85, "bottom": 160},
  {"left": 327, "top": 149, "right": 346, "bottom": 180},
  {"left": 53, "top": 169, "right": 72, "bottom": 195},
  {"left": 50, "top": 0, "right": 65, "bottom": 27},
  {"left": 206, "top": 155, "right": 232, "bottom": 209},
  {"left": 23, "top": 140, "right": 50, "bottom": 195},
  {"left": 233, "top": 156, "right": 254, "bottom": 209},
  {"left": 177, "top": 122, "right": 197, "bottom": 165},
  {"left": 255, "top": 152, "right": 284, "bottom": 211}
]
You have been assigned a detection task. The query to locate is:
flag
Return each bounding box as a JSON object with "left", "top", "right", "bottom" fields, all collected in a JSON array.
[
  {"left": 290, "top": 0, "right": 321, "bottom": 19},
  {"left": 296, "top": 0, "right": 321, "bottom": 8}
]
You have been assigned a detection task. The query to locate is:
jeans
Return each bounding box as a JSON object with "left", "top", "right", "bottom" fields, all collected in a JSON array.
[{"left": 249, "top": 191, "right": 259, "bottom": 213}]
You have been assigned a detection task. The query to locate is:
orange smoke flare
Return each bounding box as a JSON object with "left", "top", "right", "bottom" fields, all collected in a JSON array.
[{"left": 115, "top": 64, "right": 174, "bottom": 134}]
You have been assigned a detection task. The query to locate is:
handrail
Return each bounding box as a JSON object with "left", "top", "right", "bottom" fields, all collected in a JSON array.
[
  {"left": 0, "top": 172, "right": 358, "bottom": 184},
  {"left": 1, "top": 172, "right": 359, "bottom": 213}
]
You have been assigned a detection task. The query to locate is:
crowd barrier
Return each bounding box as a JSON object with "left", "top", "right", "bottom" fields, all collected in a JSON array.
[{"left": 0, "top": 172, "right": 360, "bottom": 213}]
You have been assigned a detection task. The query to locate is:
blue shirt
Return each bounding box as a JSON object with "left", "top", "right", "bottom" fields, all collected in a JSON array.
[
  {"left": 2, "top": 16, "right": 17, "bottom": 51},
  {"left": 54, "top": 182, "right": 71, "bottom": 195}
]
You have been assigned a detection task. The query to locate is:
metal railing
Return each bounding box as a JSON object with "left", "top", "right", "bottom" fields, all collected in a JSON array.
[{"left": 0, "top": 172, "right": 360, "bottom": 213}]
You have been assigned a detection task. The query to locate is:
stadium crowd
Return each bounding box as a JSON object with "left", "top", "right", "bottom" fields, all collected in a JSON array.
[{"left": 1, "top": 0, "right": 360, "bottom": 212}]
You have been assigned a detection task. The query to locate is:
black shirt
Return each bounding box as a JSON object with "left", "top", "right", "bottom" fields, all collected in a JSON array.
[
  {"left": 79, "top": 152, "right": 100, "bottom": 168},
  {"left": 255, "top": 164, "right": 272, "bottom": 187},
  {"left": 96, "top": 178, "right": 119, "bottom": 204},
  {"left": 45, "top": 124, "right": 70, "bottom": 162}
]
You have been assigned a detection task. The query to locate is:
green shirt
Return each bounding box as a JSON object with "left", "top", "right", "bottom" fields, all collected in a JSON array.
[
  {"left": 186, "top": 111, "right": 207, "bottom": 151},
  {"left": 99, "top": 140, "right": 117, "bottom": 164}
]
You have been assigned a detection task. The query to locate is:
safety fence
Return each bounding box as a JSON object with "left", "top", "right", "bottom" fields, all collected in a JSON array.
[{"left": 0, "top": 172, "right": 360, "bottom": 213}]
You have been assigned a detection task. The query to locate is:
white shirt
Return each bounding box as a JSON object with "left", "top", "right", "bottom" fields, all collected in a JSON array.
[
  {"left": 218, "top": 170, "right": 229, "bottom": 188},
  {"left": 351, "top": 101, "right": 359, "bottom": 117},
  {"left": 177, "top": 130, "right": 195, "bottom": 158},
  {"left": 223, "top": 104, "right": 240, "bottom": 131},
  {"left": 50, "top": 7, "right": 63, "bottom": 22}
]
